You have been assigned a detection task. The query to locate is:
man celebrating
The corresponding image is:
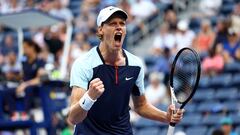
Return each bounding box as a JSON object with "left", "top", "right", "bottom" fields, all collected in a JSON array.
[{"left": 68, "top": 6, "right": 184, "bottom": 135}]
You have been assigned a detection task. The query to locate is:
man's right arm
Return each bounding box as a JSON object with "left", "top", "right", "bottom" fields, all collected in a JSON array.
[
  {"left": 68, "top": 78, "right": 104, "bottom": 125},
  {"left": 68, "top": 86, "right": 87, "bottom": 125}
]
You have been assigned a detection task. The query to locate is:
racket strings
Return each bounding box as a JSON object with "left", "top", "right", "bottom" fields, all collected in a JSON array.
[{"left": 173, "top": 50, "right": 198, "bottom": 103}]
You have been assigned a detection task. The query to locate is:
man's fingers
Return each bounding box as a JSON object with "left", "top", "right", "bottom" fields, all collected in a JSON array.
[
  {"left": 96, "top": 84, "right": 104, "bottom": 90},
  {"left": 169, "top": 104, "right": 175, "bottom": 111},
  {"left": 170, "top": 109, "right": 184, "bottom": 123},
  {"left": 90, "top": 78, "right": 101, "bottom": 84},
  {"left": 92, "top": 80, "right": 103, "bottom": 87}
]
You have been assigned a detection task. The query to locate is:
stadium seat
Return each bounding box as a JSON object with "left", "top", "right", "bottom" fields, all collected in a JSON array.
[
  {"left": 178, "top": 113, "right": 202, "bottom": 126},
  {"left": 202, "top": 114, "right": 224, "bottom": 125},
  {"left": 189, "top": 18, "right": 201, "bottom": 33},
  {"left": 137, "top": 127, "right": 160, "bottom": 135},
  {"left": 184, "top": 103, "right": 197, "bottom": 113},
  {"left": 230, "top": 73, "right": 240, "bottom": 87},
  {"left": 194, "top": 88, "right": 215, "bottom": 102},
  {"left": 68, "top": 1, "right": 81, "bottom": 17},
  {"left": 209, "top": 74, "right": 232, "bottom": 88},
  {"left": 197, "top": 101, "right": 223, "bottom": 113},
  {"left": 185, "top": 126, "right": 208, "bottom": 135},
  {"left": 223, "top": 100, "right": 240, "bottom": 113},
  {"left": 230, "top": 114, "right": 240, "bottom": 125},
  {"left": 224, "top": 62, "right": 240, "bottom": 74},
  {"left": 236, "top": 126, "right": 240, "bottom": 134},
  {"left": 215, "top": 88, "right": 238, "bottom": 101},
  {"left": 220, "top": 3, "right": 234, "bottom": 16},
  {"left": 0, "top": 120, "right": 36, "bottom": 135},
  {"left": 198, "top": 76, "right": 210, "bottom": 88},
  {"left": 222, "top": 0, "right": 235, "bottom": 4}
]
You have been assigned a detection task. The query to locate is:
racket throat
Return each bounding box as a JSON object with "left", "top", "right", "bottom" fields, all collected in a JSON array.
[{"left": 170, "top": 87, "right": 177, "bottom": 104}]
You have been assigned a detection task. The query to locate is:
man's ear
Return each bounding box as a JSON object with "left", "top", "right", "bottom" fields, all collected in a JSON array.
[
  {"left": 98, "top": 26, "right": 103, "bottom": 35},
  {"left": 97, "top": 26, "right": 104, "bottom": 40}
]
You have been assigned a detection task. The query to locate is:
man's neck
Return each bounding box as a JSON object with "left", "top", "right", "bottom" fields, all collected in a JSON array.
[
  {"left": 28, "top": 53, "right": 37, "bottom": 64},
  {"left": 99, "top": 43, "right": 125, "bottom": 66}
]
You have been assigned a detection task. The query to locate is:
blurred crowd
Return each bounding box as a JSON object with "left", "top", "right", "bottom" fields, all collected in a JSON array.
[{"left": 0, "top": 0, "right": 239, "bottom": 135}]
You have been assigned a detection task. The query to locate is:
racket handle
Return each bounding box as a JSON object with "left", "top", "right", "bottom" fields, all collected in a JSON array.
[{"left": 166, "top": 124, "right": 175, "bottom": 135}]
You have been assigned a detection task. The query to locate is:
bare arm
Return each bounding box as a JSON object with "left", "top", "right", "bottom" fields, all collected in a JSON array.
[
  {"left": 24, "top": 68, "right": 46, "bottom": 86},
  {"left": 68, "top": 78, "right": 105, "bottom": 125},
  {"left": 132, "top": 95, "right": 184, "bottom": 124},
  {"left": 68, "top": 86, "right": 88, "bottom": 125},
  {"left": 16, "top": 68, "right": 46, "bottom": 94}
]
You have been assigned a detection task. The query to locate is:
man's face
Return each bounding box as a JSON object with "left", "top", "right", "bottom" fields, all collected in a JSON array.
[
  {"left": 23, "top": 42, "right": 34, "bottom": 56},
  {"left": 100, "top": 16, "right": 126, "bottom": 51},
  {"left": 222, "top": 124, "right": 232, "bottom": 134}
]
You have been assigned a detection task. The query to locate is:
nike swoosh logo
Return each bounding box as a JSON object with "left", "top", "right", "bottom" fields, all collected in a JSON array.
[
  {"left": 125, "top": 77, "right": 134, "bottom": 81},
  {"left": 82, "top": 99, "right": 85, "bottom": 105}
]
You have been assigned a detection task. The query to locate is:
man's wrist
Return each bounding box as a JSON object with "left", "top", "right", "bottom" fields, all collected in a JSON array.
[{"left": 79, "top": 92, "right": 97, "bottom": 111}]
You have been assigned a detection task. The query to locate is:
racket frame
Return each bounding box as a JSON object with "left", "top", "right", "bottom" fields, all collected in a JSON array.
[{"left": 166, "top": 47, "right": 201, "bottom": 135}]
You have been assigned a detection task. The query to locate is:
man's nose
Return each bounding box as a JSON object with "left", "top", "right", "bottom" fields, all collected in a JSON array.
[{"left": 115, "top": 24, "right": 122, "bottom": 31}]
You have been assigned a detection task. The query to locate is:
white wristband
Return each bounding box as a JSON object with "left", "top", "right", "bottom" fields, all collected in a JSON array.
[{"left": 79, "top": 92, "right": 96, "bottom": 111}]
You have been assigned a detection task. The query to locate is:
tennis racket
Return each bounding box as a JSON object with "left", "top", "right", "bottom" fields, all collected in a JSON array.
[{"left": 166, "top": 47, "right": 201, "bottom": 135}]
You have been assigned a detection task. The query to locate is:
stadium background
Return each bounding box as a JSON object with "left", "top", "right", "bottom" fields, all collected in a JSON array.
[{"left": 0, "top": 0, "right": 239, "bottom": 135}]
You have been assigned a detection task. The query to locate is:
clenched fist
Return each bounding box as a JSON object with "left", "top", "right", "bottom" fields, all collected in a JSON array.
[
  {"left": 87, "top": 78, "right": 105, "bottom": 100},
  {"left": 166, "top": 105, "right": 184, "bottom": 124}
]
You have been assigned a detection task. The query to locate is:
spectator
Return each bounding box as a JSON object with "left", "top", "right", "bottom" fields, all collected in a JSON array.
[
  {"left": 2, "top": 51, "right": 21, "bottom": 82},
  {"left": 198, "top": 0, "right": 222, "bottom": 17},
  {"left": 69, "top": 33, "right": 91, "bottom": 67},
  {"left": 148, "top": 47, "right": 171, "bottom": 75},
  {"left": 151, "top": 22, "right": 176, "bottom": 56},
  {"left": 175, "top": 19, "right": 195, "bottom": 51},
  {"left": 15, "top": 39, "right": 47, "bottom": 119},
  {"left": 0, "top": 34, "right": 18, "bottom": 56},
  {"left": 130, "top": 0, "right": 158, "bottom": 33},
  {"left": 163, "top": 9, "right": 178, "bottom": 32},
  {"left": 49, "top": 0, "right": 73, "bottom": 21},
  {"left": 194, "top": 19, "right": 215, "bottom": 54},
  {"left": 145, "top": 72, "right": 168, "bottom": 106},
  {"left": 0, "top": 0, "right": 24, "bottom": 14},
  {"left": 74, "top": 5, "right": 96, "bottom": 34},
  {"left": 220, "top": 117, "right": 238, "bottom": 135},
  {"left": 222, "top": 28, "right": 240, "bottom": 63},
  {"left": 212, "top": 17, "right": 230, "bottom": 55},
  {"left": 0, "top": 53, "right": 4, "bottom": 67},
  {"left": 130, "top": 0, "right": 157, "bottom": 21},
  {"left": 24, "top": 0, "right": 36, "bottom": 9},
  {"left": 231, "top": 3, "right": 240, "bottom": 34},
  {"left": 44, "top": 25, "right": 64, "bottom": 66},
  {"left": 202, "top": 43, "right": 224, "bottom": 75}
]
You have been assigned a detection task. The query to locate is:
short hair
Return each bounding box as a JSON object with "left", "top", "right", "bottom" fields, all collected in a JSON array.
[{"left": 23, "top": 38, "right": 41, "bottom": 53}]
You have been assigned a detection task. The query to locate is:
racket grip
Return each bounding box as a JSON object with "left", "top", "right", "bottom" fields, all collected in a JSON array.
[{"left": 166, "top": 125, "right": 175, "bottom": 135}]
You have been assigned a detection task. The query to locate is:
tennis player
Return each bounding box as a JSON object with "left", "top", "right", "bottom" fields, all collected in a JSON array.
[{"left": 68, "top": 6, "right": 184, "bottom": 135}]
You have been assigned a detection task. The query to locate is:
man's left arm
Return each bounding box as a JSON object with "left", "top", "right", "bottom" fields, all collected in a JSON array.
[
  {"left": 132, "top": 95, "right": 184, "bottom": 124},
  {"left": 16, "top": 68, "right": 46, "bottom": 94}
]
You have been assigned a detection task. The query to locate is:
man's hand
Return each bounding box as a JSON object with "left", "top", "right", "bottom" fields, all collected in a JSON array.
[
  {"left": 87, "top": 78, "right": 105, "bottom": 100},
  {"left": 16, "top": 82, "right": 27, "bottom": 96},
  {"left": 166, "top": 105, "right": 184, "bottom": 124}
]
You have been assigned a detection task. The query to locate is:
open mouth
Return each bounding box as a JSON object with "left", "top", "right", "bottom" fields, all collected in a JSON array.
[{"left": 114, "top": 33, "right": 122, "bottom": 42}]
